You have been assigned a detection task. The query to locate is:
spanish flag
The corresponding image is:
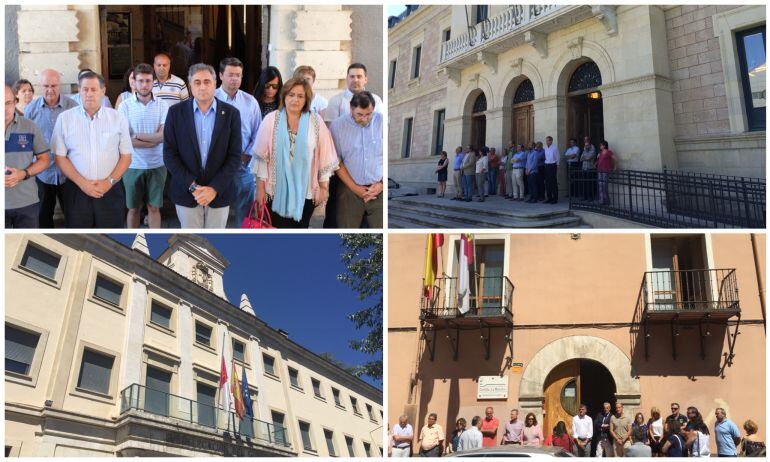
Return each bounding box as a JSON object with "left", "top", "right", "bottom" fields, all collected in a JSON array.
[
  {"left": 231, "top": 360, "right": 245, "bottom": 419},
  {"left": 423, "top": 233, "right": 444, "bottom": 300}
]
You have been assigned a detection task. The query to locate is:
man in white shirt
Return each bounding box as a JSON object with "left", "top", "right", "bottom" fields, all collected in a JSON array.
[
  {"left": 324, "top": 63, "right": 383, "bottom": 123},
  {"left": 572, "top": 404, "right": 593, "bottom": 457},
  {"left": 458, "top": 416, "right": 484, "bottom": 452},
  {"left": 564, "top": 137, "right": 581, "bottom": 198},
  {"left": 391, "top": 415, "right": 413, "bottom": 457},
  {"left": 475, "top": 148, "right": 489, "bottom": 201},
  {"left": 543, "top": 135, "right": 560, "bottom": 203},
  {"left": 53, "top": 71, "right": 132, "bottom": 228}
]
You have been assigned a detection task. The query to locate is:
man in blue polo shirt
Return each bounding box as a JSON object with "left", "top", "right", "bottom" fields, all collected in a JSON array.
[
  {"left": 451, "top": 146, "right": 464, "bottom": 200},
  {"left": 5, "top": 85, "right": 51, "bottom": 228},
  {"left": 714, "top": 408, "right": 741, "bottom": 457}
]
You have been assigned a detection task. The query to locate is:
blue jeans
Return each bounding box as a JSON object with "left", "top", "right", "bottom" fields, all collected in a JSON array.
[
  {"left": 462, "top": 173, "right": 474, "bottom": 200},
  {"left": 6, "top": 202, "right": 40, "bottom": 228},
  {"left": 487, "top": 168, "right": 497, "bottom": 194},
  {"left": 597, "top": 172, "right": 610, "bottom": 205},
  {"left": 527, "top": 172, "right": 539, "bottom": 200},
  {"left": 232, "top": 164, "right": 256, "bottom": 227}
]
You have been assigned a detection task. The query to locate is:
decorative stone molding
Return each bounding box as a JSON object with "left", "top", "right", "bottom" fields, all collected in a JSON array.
[
  {"left": 567, "top": 37, "right": 583, "bottom": 60},
  {"left": 599, "top": 73, "right": 673, "bottom": 98},
  {"left": 591, "top": 5, "right": 618, "bottom": 36},
  {"left": 476, "top": 51, "right": 498, "bottom": 75},
  {"left": 524, "top": 30, "right": 548, "bottom": 58}
]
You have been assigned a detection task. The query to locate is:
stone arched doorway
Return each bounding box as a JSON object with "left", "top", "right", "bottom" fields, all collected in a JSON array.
[
  {"left": 470, "top": 92, "right": 487, "bottom": 149},
  {"left": 518, "top": 336, "right": 641, "bottom": 427},
  {"left": 565, "top": 61, "right": 604, "bottom": 145},
  {"left": 542, "top": 359, "right": 616, "bottom": 435},
  {"left": 511, "top": 79, "right": 535, "bottom": 148}
]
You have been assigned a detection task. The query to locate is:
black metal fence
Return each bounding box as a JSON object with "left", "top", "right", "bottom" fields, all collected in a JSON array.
[
  {"left": 641, "top": 268, "right": 740, "bottom": 313},
  {"left": 568, "top": 169, "right": 766, "bottom": 228}
]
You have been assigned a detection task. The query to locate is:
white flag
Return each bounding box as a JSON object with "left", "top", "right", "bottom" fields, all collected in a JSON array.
[{"left": 458, "top": 234, "right": 474, "bottom": 314}]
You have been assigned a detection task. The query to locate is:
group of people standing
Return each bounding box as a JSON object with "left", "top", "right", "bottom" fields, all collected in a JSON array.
[
  {"left": 389, "top": 402, "right": 764, "bottom": 457},
  {"left": 6, "top": 53, "right": 383, "bottom": 229},
  {"left": 435, "top": 136, "right": 617, "bottom": 206}
]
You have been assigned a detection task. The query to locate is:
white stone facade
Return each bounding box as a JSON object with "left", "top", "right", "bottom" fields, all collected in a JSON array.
[{"left": 388, "top": 5, "right": 765, "bottom": 194}]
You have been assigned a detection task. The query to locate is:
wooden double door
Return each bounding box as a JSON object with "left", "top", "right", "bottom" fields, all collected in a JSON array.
[
  {"left": 512, "top": 104, "right": 534, "bottom": 148},
  {"left": 543, "top": 359, "right": 615, "bottom": 436}
]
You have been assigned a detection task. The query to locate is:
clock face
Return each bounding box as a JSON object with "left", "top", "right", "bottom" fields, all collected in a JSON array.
[{"left": 192, "top": 262, "right": 212, "bottom": 290}]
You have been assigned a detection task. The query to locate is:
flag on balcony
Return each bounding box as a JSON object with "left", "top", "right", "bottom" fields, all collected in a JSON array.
[
  {"left": 218, "top": 353, "right": 232, "bottom": 414},
  {"left": 241, "top": 366, "right": 254, "bottom": 418},
  {"left": 231, "top": 360, "right": 245, "bottom": 419},
  {"left": 458, "top": 233, "right": 474, "bottom": 314},
  {"left": 423, "top": 233, "right": 444, "bottom": 300}
]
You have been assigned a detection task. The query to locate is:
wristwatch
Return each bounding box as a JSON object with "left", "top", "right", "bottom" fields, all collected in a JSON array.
[
  {"left": 22, "top": 169, "right": 30, "bottom": 181},
  {"left": 188, "top": 182, "right": 199, "bottom": 194},
  {"left": 108, "top": 176, "right": 117, "bottom": 186}
]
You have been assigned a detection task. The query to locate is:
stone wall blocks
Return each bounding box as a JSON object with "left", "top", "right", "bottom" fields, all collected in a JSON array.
[
  {"left": 685, "top": 41, "right": 709, "bottom": 56},
  {"left": 689, "top": 62, "right": 712, "bottom": 77},
  {"left": 683, "top": 18, "right": 707, "bottom": 35},
  {"left": 17, "top": 10, "right": 78, "bottom": 43},
  {"left": 294, "top": 11, "right": 352, "bottom": 41}
]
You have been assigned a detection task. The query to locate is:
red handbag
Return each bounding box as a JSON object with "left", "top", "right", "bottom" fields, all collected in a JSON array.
[{"left": 241, "top": 201, "right": 275, "bottom": 229}]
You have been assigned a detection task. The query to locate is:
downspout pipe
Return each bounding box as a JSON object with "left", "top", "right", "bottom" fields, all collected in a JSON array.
[{"left": 750, "top": 233, "right": 765, "bottom": 331}]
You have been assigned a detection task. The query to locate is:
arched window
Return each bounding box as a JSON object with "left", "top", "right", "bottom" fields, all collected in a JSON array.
[
  {"left": 568, "top": 61, "right": 602, "bottom": 93},
  {"left": 513, "top": 79, "right": 534, "bottom": 104},
  {"left": 560, "top": 379, "right": 579, "bottom": 416},
  {"left": 472, "top": 93, "right": 487, "bottom": 114}
]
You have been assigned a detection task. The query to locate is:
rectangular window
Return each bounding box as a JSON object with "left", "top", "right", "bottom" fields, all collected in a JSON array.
[
  {"left": 363, "top": 442, "right": 372, "bottom": 456},
  {"left": 263, "top": 354, "right": 276, "bottom": 376},
  {"left": 288, "top": 367, "right": 301, "bottom": 389},
  {"left": 366, "top": 403, "right": 376, "bottom": 422},
  {"left": 299, "top": 421, "right": 313, "bottom": 451},
  {"left": 20, "top": 243, "right": 60, "bottom": 280},
  {"left": 332, "top": 388, "right": 343, "bottom": 407},
  {"left": 311, "top": 378, "right": 323, "bottom": 398},
  {"left": 194, "top": 322, "right": 212, "bottom": 346},
  {"left": 389, "top": 59, "right": 397, "bottom": 89},
  {"left": 150, "top": 301, "right": 172, "bottom": 329},
  {"left": 345, "top": 436, "right": 356, "bottom": 456},
  {"left": 196, "top": 382, "right": 217, "bottom": 428},
  {"left": 272, "top": 411, "right": 287, "bottom": 445},
  {"left": 443, "top": 28, "right": 451, "bottom": 42},
  {"left": 433, "top": 109, "right": 446, "bottom": 156},
  {"left": 736, "top": 26, "right": 766, "bottom": 131},
  {"left": 402, "top": 118, "right": 413, "bottom": 158},
  {"left": 145, "top": 365, "right": 171, "bottom": 416},
  {"left": 233, "top": 339, "right": 245, "bottom": 363},
  {"left": 76, "top": 349, "right": 114, "bottom": 395},
  {"left": 475, "top": 5, "right": 489, "bottom": 24},
  {"left": 456, "top": 240, "right": 505, "bottom": 314},
  {"left": 324, "top": 429, "right": 336, "bottom": 456},
  {"left": 411, "top": 45, "right": 422, "bottom": 79},
  {"left": 5, "top": 325, "right": 40, "bottom": 376},
  {"left": 93, "top": 275, "right": 123, "bottom": 306},
  {"left": 350, "top": 396, "right": 361, "bottom": 415}
]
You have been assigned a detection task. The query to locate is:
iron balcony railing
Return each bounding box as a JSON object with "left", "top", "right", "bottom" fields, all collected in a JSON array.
[
  {"left": 641, "top": 268, "right": 740, "bottom": 313},
  {"left": 420, "top": 275, "right": 514, "bottom": 322},
  {"left": 568, "top": 169, "right": 766, "bottom": 228},
  {"left": 119, "top": 383, "right": 290, "bottom": 447}
]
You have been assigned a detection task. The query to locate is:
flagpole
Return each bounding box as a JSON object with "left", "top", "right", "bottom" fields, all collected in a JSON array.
[
  {"left": 472, "top": 234, "right": 479, "bottom": 314},
  {"left": 220, "top": 330, "right": 228, "bottom": 433}
]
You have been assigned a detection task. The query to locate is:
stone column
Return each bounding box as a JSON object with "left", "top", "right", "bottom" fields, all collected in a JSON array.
[
  {"left": 177, "top": 301, "right": 194, "bottom": 401},
  {"left": 118, "top": 275, "right": 148, "bottom": 394},
  {"left": 248, "top": 335, "right": 271, "bottom": 421},
  {"left": 444, "top": 115, "right": 468, "bottom": 196},
  {"left": 533, "top": 95, "right": 569, "bottom": 194},
  {"left": 484, "top": 107, "right": 506, "bottom": 151}
]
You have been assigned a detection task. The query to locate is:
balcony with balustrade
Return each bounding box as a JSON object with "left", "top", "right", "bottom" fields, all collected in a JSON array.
[
  {"left": 115, "top": 383, "right": 294, "bottom": 457},
  {"left": 438, "top": 5, "right": 617, "bottom": 75}
]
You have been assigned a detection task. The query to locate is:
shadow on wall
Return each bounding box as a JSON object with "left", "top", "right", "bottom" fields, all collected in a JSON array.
[
  {"left": 630, "top": 322, "right": 733, "bottom": 379},
  {"left": 415, "top": 330, "right": 510, "bottom": 442}
]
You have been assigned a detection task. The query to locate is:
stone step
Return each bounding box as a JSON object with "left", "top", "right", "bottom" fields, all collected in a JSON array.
[
  {"left": 387, "top": 216, "right": 431, "bottom": 229},
  {"left": 388, "top": 204, "right": 583, "bottom": 228},
  {"left": 391, "top": 196, "right": 574, "bottom": 222}
]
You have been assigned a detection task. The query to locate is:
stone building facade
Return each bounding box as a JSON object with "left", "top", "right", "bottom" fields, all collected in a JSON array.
[
  {"left": 388, "top": 5, "right": 765, "bottom": 194},
  {"left": 388, "top": 232, "right": 765, "bottom": 455},
  {"left": 5, "top": 4, "right": 382, "bottom": 103},
  {"left": 5, "top": 234, "right": 383, "bottom": 457}
]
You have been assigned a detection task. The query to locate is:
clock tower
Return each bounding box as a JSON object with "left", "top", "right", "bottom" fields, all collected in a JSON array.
[{"left": 158, "top": 235, "right": 229, "bottom": 299}]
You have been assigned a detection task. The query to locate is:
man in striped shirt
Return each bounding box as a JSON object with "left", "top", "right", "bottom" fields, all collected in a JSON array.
[
  {"left": 152, "top": 52, "right": 189, "bottom": 106},
  {"left": 329, "top": 91, "right": 383, "bottom": 228},
  {"left": 117, "top": 63, "right": 169, "bottom": 229}
]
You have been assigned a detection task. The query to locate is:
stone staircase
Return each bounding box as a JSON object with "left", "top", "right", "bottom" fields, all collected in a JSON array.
[{"left": 389, "top": 195, "right": 585, "bottom": 228}]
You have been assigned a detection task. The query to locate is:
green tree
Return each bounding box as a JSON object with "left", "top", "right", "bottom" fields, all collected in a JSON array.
[{"left": 338, "top": 234, "right": 383, "bottom": 382}]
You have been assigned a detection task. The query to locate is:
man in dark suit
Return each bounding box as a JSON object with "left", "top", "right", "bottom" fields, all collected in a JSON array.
[{"left": 164, "top": 63, "right": 241, "bottom": 228}]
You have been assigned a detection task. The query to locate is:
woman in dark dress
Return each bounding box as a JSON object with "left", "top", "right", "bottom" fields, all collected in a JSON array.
[
  {"left": 741, "top": 420, "right": 766, "bottom": 457},
  {"left": 435, "top": 151, "right": 449, "bottom": 197},
  {"left": 253, "top": 66, "right": 283, "bottom": 118}
]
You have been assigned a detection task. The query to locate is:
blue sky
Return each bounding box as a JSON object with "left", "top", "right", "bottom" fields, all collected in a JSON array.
[
  {"left": 109, "top": 234, "right": 381, "bottom": 389},
  {"left": 388, "top": 4, "right": 406, "bottom": 17}
]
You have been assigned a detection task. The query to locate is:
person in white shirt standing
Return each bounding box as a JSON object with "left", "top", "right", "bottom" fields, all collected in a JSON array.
[
  {"left": 572, "top": 404, "right": 593, "bottom": 457},
  {"left": 324, "top": 63, "right": 383, "bottom": 123},
  {"left": 53, "top": 71, "right": 132, "bottom": 228},
  {"left": 543, "top": 135, "right": 560, "bottom": 203},
  {"left": 475, "top": 148, "right": 489, "bottom": 202},
  {"left": 458, "top": 416, "right": 484, "bottom": 452},
  {"left": 391, "top": 415, "right": 414, "bottom": 457}
]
